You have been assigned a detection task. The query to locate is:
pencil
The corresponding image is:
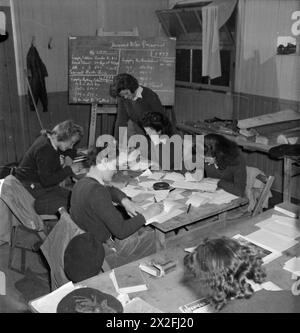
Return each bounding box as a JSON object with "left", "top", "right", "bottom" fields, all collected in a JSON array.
[{"left": 186, "top": 203, "right": 191, "bottom": 214}]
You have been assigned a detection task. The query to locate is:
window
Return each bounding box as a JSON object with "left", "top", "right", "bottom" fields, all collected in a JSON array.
[{"left": 175, "top": 48, "right": 233, "bottom": 90}]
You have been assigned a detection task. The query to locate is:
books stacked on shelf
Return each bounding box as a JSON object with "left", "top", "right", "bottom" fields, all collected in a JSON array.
[
  {"left": 109, "top": 264, "right": 148, "bottom": 294},
  {"left": 274, "top": 202, "right": 300, "bottom": 218}
]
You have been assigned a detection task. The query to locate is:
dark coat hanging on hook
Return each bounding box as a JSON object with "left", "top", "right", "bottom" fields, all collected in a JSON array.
[{"left": 26, "top": 45, "right": 48, "bottom": 112}]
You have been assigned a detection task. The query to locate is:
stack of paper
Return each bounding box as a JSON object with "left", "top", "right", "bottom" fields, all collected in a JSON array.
[
  {"left": 146, "top": 208, "right": 184, "bottom": 225},
  {"left": 209, "top": 189, "right": 238, "bottom": 205},
  {"left": 121, "top": 185, "right": 143, "bottom": 198},
  {"left": 283, "top": 257, "right": 300, "bottom": 276},
  {"left": 154, "top": 190, "right": 170, "bottom": 202},
  {"left": 139, "top": 169, "right": 164, "bottom": 181},
  {"left": 186, "top": 192, "right": 210, "bottom": 207},
  {"left": 255, "top": 214, "right": 300, "bottom": 239},
  {"left": 163, "top": 172, "right": 185, "bottom": 182},
  {"left": 172, "top": 178, "right": 218, "bottom": 192},
  {"left": 245, "top": 229, "right": 298, "bottom": 253}
]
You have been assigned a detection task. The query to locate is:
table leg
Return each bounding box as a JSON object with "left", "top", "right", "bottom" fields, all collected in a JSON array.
[
  {"left": 155, "top": 229, "right": 166, "bottom": 252},
  {"left": 283, "top": 157, "right": 292, "bottom": 203}
]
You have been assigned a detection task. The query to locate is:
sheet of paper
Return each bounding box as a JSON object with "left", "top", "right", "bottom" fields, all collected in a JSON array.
[
  {"left": 124, "top": 297, "right": 162, "bottom": 313},
  {"left": 270, "top": 214, "right": 299, "bottom": 226},
  {"left": 245, "top": 229, "right": 298, "bottom": 253},
  {"left": 148, "top": 172, "right": 164, "bottom": 180},
  {"left": 163, "top": 172, "right": 185, "bottom": 182},
  {"left": 146, "top": 208, "right": 184, "bottom": 225},
  {"left": 138, "top": 181, "right": 156, "bottom": 189},
  {"left": 172, "top": 178, "right": 218, "bottom": 192},
  {"left": 209, "top": 189, "right": 238, "bottom": 205},
  {"left": 29, "top": 282, "right": 85, "bottom": 313},
  {"left": 256, "top": 218, "right": 300, "bottom": 239},
  {"left": 139, "top": 169, "right": 153, "bottom": 177},
  {"left": 154, "top": 190, "right": 170, "bottom": 203},
  {"left": 283, "top": 257, "right": 300, "bottom": 276},
  {"left": 185, "top": 193, "right": 210, "bottom": 207},
  {"left": 121, "top": 185, "right": 143, "bottom": 198}
]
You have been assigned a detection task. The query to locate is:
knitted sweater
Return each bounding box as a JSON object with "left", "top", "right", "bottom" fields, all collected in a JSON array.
[
  {"left": 114, "top": 86, "right": 164, "bottom": 140},
  {"left": 15, "top": 135, "right": 74, "bottom": 188},
  {"left": 70, "top": 177, "right": 146, "bottom": 243}
]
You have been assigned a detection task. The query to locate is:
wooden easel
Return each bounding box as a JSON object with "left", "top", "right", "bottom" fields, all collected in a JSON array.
[{"left": 88, "top": 27, "right": 139, "bottom": 147}]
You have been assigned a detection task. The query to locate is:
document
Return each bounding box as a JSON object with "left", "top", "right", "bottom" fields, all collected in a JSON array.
[
  {"left": 283, "top": 257, "right": 300, "bottom": 276},
  {"left": 244, "top": 229, "right": 298, "bottom": 253},
  {"left": 255, "top": 216, "right": 300, "bottom": 239},
  {"left": 121, "top": 185, "right": 143, "bottom": 198},
  {"left": 172, "top": 178, "right": 218, "bottom": 192},
  {"left": 146, "top": 208, "right": 184, "bottom": 225},
  {"left": 163, "top": 172, "right": 185, "bottom": 182}
]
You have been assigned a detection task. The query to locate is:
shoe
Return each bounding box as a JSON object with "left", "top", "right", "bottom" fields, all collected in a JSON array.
[{"left": 269, "top": 144, "right": 300, "bottom": 159}]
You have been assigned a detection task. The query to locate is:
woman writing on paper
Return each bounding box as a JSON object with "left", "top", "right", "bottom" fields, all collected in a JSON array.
[
  {"left": 69, "top": 144, "right": 162, "bottom": 269},
  {"left": 14, "top": 119, "right": 84, "bottom": 215},
  {"left": 204, "top": 133, "right": 246, "bottom": 197},
  {"left": 140, "top": 111, "right": 203, "bottom": 179},
  {"left": 110, "top": 73, "right": 164, "bottom": 146}
]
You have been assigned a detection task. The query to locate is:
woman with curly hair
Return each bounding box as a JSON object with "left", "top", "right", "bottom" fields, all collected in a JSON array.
[
  {"left": 183, "top": 237, "right": 267, "bottom": 311},
  {"left": 204, "top": 133, "right": 246, "bottom": 196}
]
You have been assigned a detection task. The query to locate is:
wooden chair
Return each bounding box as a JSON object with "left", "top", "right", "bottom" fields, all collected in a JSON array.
[
  {"left": 0, "top": 175, "right": 57, "bottom": 274},
  {"left": 251, "top": 174, "right": 275, "bottom": 216},
  {"left": 41, "top": 207, "right": 110, "bottom": 291}
]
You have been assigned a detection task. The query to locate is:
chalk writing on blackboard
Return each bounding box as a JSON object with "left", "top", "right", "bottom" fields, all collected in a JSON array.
[{"left": 69, "top": 36, "right": 176, "bottom": 105}]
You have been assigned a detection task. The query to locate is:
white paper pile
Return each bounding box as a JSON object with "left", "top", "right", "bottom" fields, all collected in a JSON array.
[
  {"left": 255, "top": 214, "right": 300, "bottom": 239},
  {"left": 163, "top": 172, "right": 185, "bottom": 182},
  {"left": 172, "top": 178, "right": 218, "bottom": 192},
  {"left": 283, "top": 257, "right": 300, "bottom": 277}
]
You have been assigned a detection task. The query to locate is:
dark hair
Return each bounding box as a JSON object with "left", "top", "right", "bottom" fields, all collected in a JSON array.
[
  {"left": 83, "top": 144, "right": 118, "bottom": 169},
  {"left": 183, "top": 237, "right": 267, "bottom": 311},
  {"left": 41, "top": 119, "right": 84, "bottom": 143},
  {"left": 204, "top": 133, "right": 240, "bottom": 169},
  {"left": 109, "top": 73, "right": 139, "bottom": 98},
  {"left": 140, "top": 111, "right": 174, "bottom": 137}
]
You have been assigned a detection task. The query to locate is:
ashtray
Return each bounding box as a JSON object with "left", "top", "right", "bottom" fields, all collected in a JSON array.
[{"left": 153, "top": 182, "right": 170, "bottom": 190}]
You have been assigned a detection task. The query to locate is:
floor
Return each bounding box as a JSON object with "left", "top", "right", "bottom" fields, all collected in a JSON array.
[{"left": 0, "top": 190, "right": 298, "bottom": 313}]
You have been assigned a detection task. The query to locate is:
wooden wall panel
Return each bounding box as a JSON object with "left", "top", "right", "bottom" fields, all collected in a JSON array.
[{"left": 235, "top": 0, "right": 300, "bottom": 102}]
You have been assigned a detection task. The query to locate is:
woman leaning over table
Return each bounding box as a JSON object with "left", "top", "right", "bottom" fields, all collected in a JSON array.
[
  {"left": 69, "top": 144, "right": 162, "bottom": 269},
  {"left": 204, "top": 133, "right": 246, "bottom": 197},
  {"left": 14, "top": 119, "right": 83, "bottom": 215}
]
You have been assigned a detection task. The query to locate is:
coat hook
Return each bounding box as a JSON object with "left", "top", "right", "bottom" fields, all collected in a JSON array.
[{"left": 48, "top": 37, "right": 53, "bottom": 49}]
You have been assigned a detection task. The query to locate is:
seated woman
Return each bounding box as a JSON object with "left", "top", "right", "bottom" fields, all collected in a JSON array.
[
  {"left": 69, "top": 145, "right": 162, "bottom": 269},
  {"left": 139, "top": 111, "right": 203, "bottom": 179},
  {"left": 183, "top": 237, "right": 267, "bottom": 312},
  {"left": 14, "top": 119, "right": 84, "bottom": 215},
  {"left": 204, "top": 133, "right": 246, "bottom": 197}
]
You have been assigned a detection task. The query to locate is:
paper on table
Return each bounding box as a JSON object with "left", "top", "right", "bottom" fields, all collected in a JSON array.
[
  {"left": 256, "top": 218, "right": 300, "bottom": 239},
  {"left": 270, "top": 214, "right": 299, "bottom": 226},
  {"left": 148, "top": 172, "right": 164, "bottom": 180},
  {"left": 131, "top": 192, "right": 154, "bottom": 203},
  {"left": 154, "top": 190, "right": 170, "bottom": 202},
  {"left": 185, "top": 169, "right": 203, "bottom": 182},
  {"left": 163, "top": 200, "right": 184, "bottom": 213},
  {"left": 246, "top": 280, "right": 282, "bottom": 292},
  {"left": 184, "top": 246, "right": 197, "bottom": 253},
  {"left": 122, "top": 186, "right": 143, "bottom": 198},
  {"left": 209, "top": 190, "right": 238, "bottom": 205},
  {"left": 124, "top": 297, "right": 162, "bottom": 313},
  {"left": 139, "top": 169, "right": 153, "bottom": 178},
  {"left": 163, "top": 172, "right": 185, "bottom": 182},
  {"left": 245, "top": 229, "right": 298, "bottom": 253},
  {"left": 186, "top": 193, "right": 210, "bottom": 207},
  {"left": 29, "top": 282, "right": 85, "bottom": 313},
  {"left": 283, "top": 257, "right": 300, "bottom": 276},
  {"left": 172, "top": 178, "right": 218, "bottom": 192},
  {"left": 138, "top": 181, "right": 156, "bottom": 189},
  {"left": 146, "top": 208, "right": 184, "bottom": 225}
]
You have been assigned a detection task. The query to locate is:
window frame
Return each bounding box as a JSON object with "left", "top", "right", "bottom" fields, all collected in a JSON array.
[{"left": 175, "top": 43, "right": 236, "bottom": 93}]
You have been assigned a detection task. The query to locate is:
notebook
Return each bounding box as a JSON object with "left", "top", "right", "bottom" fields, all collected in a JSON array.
[{"left": 109, "top": 264, "right": 148, "bottom": 294}]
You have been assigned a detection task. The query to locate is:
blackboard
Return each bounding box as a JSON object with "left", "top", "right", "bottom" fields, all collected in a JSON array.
[{"left": 68, "top": 36, "right": 176, "bottom": 105}]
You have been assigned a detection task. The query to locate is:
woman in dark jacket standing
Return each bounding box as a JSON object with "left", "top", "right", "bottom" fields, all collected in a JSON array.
[{"left": 15, "top": 119, "right": 83, "bottom": 214}]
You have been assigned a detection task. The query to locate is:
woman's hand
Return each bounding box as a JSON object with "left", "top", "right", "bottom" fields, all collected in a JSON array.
[{"left": 121, "top": 197, "right": 144, "bottom": 217}]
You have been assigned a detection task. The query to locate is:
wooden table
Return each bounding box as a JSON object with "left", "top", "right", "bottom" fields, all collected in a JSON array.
[
  {"left": 152, "top": 197, "right": 248, "bottom": 250},
  {"left": 177, "top": 123, "right": 299, "bottom": 204},
  {"left": 111, "top": 170, "right": 248, "bottom": 251},
  {"left": 77, "top": 208, "right": 299, "bottom": 313}
]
